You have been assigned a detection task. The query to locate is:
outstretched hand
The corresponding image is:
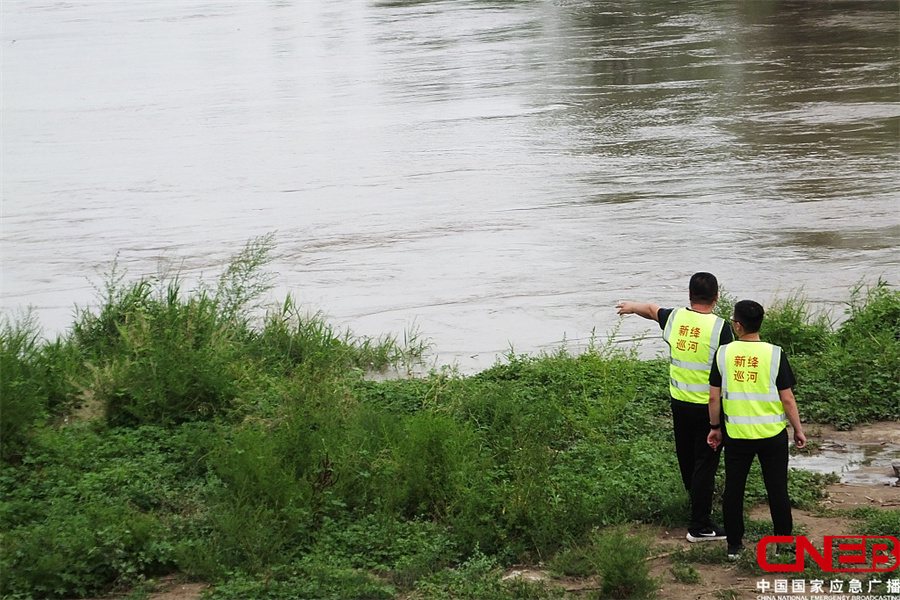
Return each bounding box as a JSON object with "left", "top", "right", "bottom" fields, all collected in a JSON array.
[
  {"left": 615, "top": 302, "right": 634, "bottom": 315},
  {"left": 615, "top": 301, "right": 659, "bottom": 322}
]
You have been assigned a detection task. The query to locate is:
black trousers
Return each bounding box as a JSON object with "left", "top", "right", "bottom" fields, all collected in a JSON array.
[
  {"left": 671, "top": 399, "right": 721, "bottom": 532},
  {"left": 722, "top": 428, "right": 792, "bottom": 548}
]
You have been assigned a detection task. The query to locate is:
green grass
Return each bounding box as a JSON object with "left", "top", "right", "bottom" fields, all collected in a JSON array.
[
  {"left": 1, "top": 237, "right": 897, "bottom": 599},
  {"left": 669, "top": 564, "right": 701, "bottom": 585}
]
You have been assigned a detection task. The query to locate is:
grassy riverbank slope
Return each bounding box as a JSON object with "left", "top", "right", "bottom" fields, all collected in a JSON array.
[{"left": 2, "top": 237, "right": 898, "bottom": 599}]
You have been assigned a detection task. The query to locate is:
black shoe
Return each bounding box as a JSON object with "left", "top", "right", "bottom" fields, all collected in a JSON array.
[
  {"left": 727, "top": 545, "right": 745, "bottom": 561},
  {"left": 686, "top": 525, "right": 727, "bottom": 543}
]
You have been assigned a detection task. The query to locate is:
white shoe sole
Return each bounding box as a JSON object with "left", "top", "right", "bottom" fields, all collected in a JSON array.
[{"left": 686, "top": 533, "right": 727, "bottom": 543}]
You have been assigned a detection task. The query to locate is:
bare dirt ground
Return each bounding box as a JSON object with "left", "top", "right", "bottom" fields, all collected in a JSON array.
[{"left": 109, "top": 422, "right": 900, "bottom": 600}]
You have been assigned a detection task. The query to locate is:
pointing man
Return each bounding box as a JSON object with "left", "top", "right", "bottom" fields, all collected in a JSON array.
[{"left": 617, "top": 272, "right": 732, "bottom": 542}]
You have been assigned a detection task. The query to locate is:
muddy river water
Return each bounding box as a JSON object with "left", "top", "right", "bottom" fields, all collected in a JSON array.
[{"left": 2, "top": 1, "right": 898, "bottom": 371}]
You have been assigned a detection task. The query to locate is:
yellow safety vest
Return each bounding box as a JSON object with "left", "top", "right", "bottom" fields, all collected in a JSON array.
[
  {"left": 662, "top": 309, "right": 726, "bottom": 404},
  {"left": 717, "top": 341, "right": 786, "bottom": 439}
]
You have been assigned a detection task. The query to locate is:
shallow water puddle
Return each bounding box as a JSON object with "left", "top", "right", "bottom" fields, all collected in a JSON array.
[{"left": 790, "top": 441, "right": 900, "bottom": 486}]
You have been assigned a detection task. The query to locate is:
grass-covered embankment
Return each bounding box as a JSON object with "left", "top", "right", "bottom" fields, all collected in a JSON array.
[{"left": 2, "top": 235, "right": 898, "bottom": 599}]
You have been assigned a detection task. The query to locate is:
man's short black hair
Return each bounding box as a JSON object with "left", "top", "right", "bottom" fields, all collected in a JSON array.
[
  {"left": 733, "top": 299, "right": 765, "bottom": 334},
  {"left": 689, "top": 272, "right": 719, "bottom": 304}
]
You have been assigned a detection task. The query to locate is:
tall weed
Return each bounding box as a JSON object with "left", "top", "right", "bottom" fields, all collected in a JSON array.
[
  {"left": 198, "top": 423, "right": 316, "bottom": 576},
  {"left": 90, "top": 285, "right": 239, "bottom": 426},
  {"left": 72, "top": 234, "right": 279, "bottom": 426},
  {"left": 0, "top": 311, "right": 47, "bottom": 461},
  {"left": 212, "top": 232, "right": 277, "bottom": 326},
  {"left": 254, "top": 294, "right": 424, "bottom": 374},
  {"left": 838, "top": 278, "right": 900, "bottom": 344},
  {"left": 712, "top": 285, "right": 735, "bottom": 324},
  {"left": 591, "top": 526, "right": 657, "bottom": 600},
  {"left": 0, "top": 313, "right": 82, "bottom": 461},
  {"left": 761, "top": 291, "right": 832, "bottom": 356}
]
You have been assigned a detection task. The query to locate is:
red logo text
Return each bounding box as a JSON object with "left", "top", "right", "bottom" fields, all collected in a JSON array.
[{"left": 757, "top": 535, "right": 900, "bottom": 572}]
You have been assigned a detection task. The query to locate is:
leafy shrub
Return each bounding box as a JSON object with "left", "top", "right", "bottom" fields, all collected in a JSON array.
[
  {"left": 89, "top": 287, "right": 241, "bottom": 426},
  {"left": 854, "top": 507, "right": 900, "bottom": 536},
  {"left": 712, "top": 286, "right": 735, "bottom": 327},
  {"left": 787, "top": 469, "right": 839, "bottom": 511},
  {"left": 0, "top": 499, "right": 172, "bottom": 599},
  {"left": 592, "top": 526, "right": 657, "bottom": 600},
  {"left": 670, "top": 564, "right": 701, "bottom": 584},
  {"left": 70, "top": 263, "right": 154, "bottom": 361},
  {"left": 0, "top": 312, "right": 47, "bottom": 462},
  {"left": 212, "top": 232, "right": 278, "bottom": 326},
  {"left": 549, "top": 543, "right": 596, "bottom": 578},
  {"left": 383, "top": 412, "right": 482, "bottom": 520},
  {"left": 308, "top": 514, "right": 457, "bottom": 587},
  {"left": 0, "top": 313, "right": 86, "bottom": 463},
  {"left": 197, "top": 423, "right": 316, "bottom": 577},
  {"left": 760, "top": 291, "right": 832, "bottom": 356},
  {"left": 71, "top": 235, "right": 279, "bottom": 427},
  {"left": 794, "top": 280, "right": 900, "bottom": 427},
  {"left": 0, "top": 423, "right": 217, "bottom": 597},
  {"left": 837, "top": 278, "right": 900, "bottom": 346}
]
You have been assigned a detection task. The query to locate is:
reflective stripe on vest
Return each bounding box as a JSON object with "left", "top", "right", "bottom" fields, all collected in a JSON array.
[
  {"left": 662, "top": 309, "right": 726, "bottom": 404},
  {"left": 717, "top": 341, "right": 787, "bottom": 439}
]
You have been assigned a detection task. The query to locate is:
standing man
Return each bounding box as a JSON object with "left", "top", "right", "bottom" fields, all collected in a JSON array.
[
  {"left": 616, "top": 272, "right": 732, "bottom": 542},
  {"left": 706, "top": 300, "right": 807, "bottom": 560}
]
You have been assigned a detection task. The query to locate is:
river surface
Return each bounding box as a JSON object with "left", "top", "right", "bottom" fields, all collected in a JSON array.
[{"left": 2, "top": 1, "right": 898, "bottom": 371}]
